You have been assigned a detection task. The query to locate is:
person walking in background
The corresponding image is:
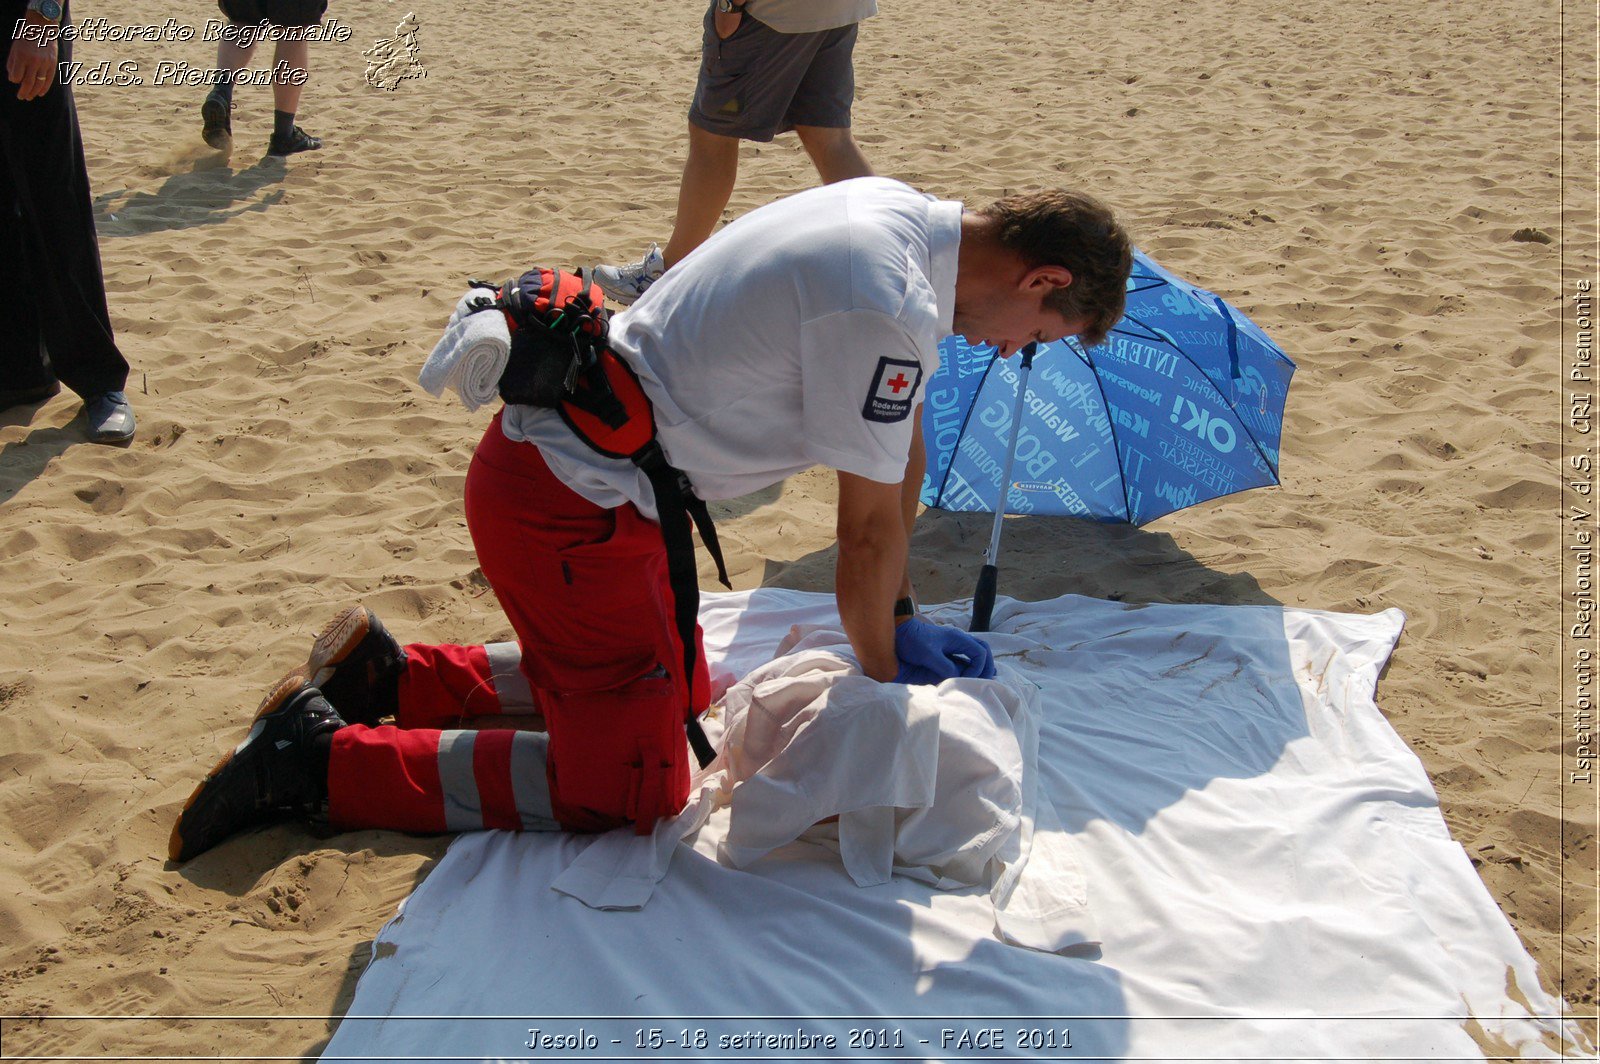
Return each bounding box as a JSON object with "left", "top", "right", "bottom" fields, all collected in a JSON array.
[
  {"left": 1, "top": 0, "right": 135, "bottom": 443},
  {"left": 200, "top": 0, "right": 326, "bottom": 157},
  {"left": 593, "top": 0, "right": 879, "bottom": 306}
]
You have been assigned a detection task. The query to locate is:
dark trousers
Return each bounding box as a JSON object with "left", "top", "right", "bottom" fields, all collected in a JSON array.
[{"left": 0, "top": 0, "right": 128, "bottom": 399}]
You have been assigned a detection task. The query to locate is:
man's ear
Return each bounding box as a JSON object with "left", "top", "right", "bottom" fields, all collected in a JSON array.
[{"left": 1022, "top": 264, "right": 1074, "bottom": 293}]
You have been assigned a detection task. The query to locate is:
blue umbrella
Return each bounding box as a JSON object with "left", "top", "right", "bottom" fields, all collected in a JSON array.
[{"left": 921, "top": 249, "right": 1296, "bottom": 631}]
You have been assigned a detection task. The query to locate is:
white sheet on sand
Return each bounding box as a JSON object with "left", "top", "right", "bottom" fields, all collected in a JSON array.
[{"left": 321, "top": 590, "right": 1590, "bottom": 1062}]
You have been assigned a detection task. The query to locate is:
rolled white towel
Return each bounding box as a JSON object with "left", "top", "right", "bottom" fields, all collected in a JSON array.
[
  {"left": 419, "top": 288, "right": 511, "bottom": 412},
  {"left": 450, "top": 285, "right": 496, "bottom": 327}
]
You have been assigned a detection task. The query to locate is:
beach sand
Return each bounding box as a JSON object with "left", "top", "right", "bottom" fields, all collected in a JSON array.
[{"left": 0, "top": 0, "right": 1595, "bottom": 1056}]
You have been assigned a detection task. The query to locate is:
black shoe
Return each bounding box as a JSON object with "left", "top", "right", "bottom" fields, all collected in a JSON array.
[
  {"left": 0, "top": 381, "right": 59, "bottom": 413},
  {"left": 306, "top": 604, "right": 406, "bottom": 727},
  {"left": 201, "top": 90, "right": 231, "bottom": 150},
  {"left": 267, "top": 125, "right": 321, "bottom": 157},
  {"left": 168, "top": 675, "right": 345, "bottom": 863},
  {"left": 83, "top": 390, "right": 135, "bottom": 444}
]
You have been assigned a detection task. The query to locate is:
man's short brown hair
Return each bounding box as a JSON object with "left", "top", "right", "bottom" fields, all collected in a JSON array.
[{"left": 979, "top": 190, "right": 1132, "bottom": 347}]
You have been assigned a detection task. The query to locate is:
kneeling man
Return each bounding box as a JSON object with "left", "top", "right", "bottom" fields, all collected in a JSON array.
[{"left": 169, "top": 177, "right": 1131, "bottom": 861}]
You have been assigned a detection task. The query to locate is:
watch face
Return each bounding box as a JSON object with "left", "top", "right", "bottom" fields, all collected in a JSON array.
[{"left": 35, "top": 0, "right": 62, "bottom": 18}]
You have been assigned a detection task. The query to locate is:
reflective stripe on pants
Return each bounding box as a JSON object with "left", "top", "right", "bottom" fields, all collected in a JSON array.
[{"left": 329, "top": 725, "right": 558, "bottom": 833}]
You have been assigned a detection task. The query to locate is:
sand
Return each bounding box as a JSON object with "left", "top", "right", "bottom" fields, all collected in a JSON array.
[{"left": 0, "top": 0, "right": 1595, "bottom": 1056}]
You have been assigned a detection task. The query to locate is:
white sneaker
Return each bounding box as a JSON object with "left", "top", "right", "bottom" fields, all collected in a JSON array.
[{"left": 593, "top": 242, "right": 665, "bottom": 307}]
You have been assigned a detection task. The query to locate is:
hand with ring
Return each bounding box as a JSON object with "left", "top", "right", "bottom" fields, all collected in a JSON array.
[{"left": 6, "top": 26, "right": 59, "bottom": 102}]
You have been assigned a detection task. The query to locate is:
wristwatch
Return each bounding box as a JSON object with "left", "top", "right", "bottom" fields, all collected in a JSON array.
[
  {"left": 893, "top": 596, "right": 916, "bottom": 620},
  {"left": 26, "top": 0, "right": 63, "bottom": 21},
  {"left": 715, "top": 0, "right": 745, "bottom": 13}
]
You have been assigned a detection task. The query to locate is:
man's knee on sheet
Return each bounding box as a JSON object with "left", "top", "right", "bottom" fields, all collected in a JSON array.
[{"left": 543, "top": 667, "right": 692, "bottom": 834}]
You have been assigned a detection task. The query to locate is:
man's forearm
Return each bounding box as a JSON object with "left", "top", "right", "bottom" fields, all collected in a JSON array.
[
  {"left": 897, "top": 404, "right": 926, "bottom": 602},
  {"left": 836, "top": 528, "right": 907, "bottom": 682}
]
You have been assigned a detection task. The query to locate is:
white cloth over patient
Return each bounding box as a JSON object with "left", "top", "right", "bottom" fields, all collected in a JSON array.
[{"left": 551, "top": 625, "right": 1093, "bottom": 952}]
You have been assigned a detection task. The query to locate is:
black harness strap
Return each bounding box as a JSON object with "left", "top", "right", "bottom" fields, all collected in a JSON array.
[{"left": 634, "top": 443, "right": 728, "bottom": 769}]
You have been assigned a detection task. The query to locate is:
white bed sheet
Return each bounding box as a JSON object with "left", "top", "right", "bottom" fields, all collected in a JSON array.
[{"left": 320, "top": 590, "right": 1590, "bottom": 1062}]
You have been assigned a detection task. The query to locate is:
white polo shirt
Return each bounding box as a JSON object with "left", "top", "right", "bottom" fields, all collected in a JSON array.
[{"left": 502, "top": 177, "right": 962, "bottom": 519}]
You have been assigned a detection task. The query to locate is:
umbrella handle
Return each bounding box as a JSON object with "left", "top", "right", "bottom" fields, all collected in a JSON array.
[
  {"left": 970, "top": 564, "right": 998, "bottom": 633},
  {"left": 972, "top": 343, "right": 1035, "bottom": 634}
]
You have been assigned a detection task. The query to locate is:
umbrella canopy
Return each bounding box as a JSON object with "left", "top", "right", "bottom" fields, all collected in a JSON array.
[
  {"left": 919, "top": 249, "right": 1296, "bottom": 630},
  {"left": 921, "top": 250, "right": 1296, "bottom": 526}
]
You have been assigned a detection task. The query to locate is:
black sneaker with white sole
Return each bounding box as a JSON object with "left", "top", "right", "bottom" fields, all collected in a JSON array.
[
  {"left": 267, "top": 125, "right": 321, "bottom": 156},
  {"left": 168, "top": 675, "right": 345, "bottom": 863}
]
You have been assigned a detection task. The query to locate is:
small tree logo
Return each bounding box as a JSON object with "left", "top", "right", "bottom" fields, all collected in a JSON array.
[{"left": 363, "top": 12, "right": 425, "bottom": 90}]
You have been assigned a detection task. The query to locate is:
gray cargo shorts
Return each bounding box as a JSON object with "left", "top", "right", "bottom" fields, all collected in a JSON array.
[{"left": 688, "top": 4, "right": 859, "bottom": 142}]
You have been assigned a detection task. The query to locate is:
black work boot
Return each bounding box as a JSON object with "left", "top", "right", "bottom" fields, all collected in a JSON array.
[
  {"left": 305, "top": 604, "right": 407, "bottom": 727},
  {"left": 168, "top": 675, "right": 345, "bottom": 863}
]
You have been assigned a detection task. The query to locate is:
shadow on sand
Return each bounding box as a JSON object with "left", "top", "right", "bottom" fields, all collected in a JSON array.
[
  {"left": 93, "top": 149, "right": 286, "bottom": 238},
  {"left": 760, "top": 505, "right": 1286, "bottom": 611}
]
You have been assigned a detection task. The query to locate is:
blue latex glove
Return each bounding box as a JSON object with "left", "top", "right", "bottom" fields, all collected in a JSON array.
[{"left": 893, "top": 615, "right": 997, "bottom": 685}]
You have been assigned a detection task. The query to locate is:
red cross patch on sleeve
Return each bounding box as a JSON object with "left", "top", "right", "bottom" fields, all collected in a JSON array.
[{"left": 862, "top": 357, "right": 923, "bottom": 424}]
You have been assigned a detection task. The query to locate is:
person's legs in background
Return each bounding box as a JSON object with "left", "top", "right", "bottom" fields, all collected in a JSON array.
[
  {"left": 0, "top": 173, "right": 60, "bottom": 411},
  {"left": 592, "top": 122, "right": 741, "bottom": 303},
  {"left": 786, "top": 21, "right": 871, "bottom": 184},
  {"left": 595, "top": 9, "right": 872, "bottom": 305},
  {"left": 661, "top": 123, "right": 741, "bottom": 271},
  {"left": 0, "top": 5, "right": 133, "bottom": 440},
  {"left": 201, "top": 0, "right": 323, "bottom": 155},
  {"left": 266, "top": 35, "right": 320, "bottom": 155},
  {"left": 793, "top": 124, "right": 872, "bottom": 185},
  {"left": 200, "top": 30, "right": 254, "bottom": 149}
]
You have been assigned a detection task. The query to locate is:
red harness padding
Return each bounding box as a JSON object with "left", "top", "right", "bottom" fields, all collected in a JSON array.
[{"left": 558, "top": 348, "right": 657, "bottom": 460}]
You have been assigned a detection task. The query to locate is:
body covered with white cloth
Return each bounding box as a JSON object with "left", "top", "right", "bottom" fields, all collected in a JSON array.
[{"left": 552, "top": 624, "right": 1091, "bottom": 952}]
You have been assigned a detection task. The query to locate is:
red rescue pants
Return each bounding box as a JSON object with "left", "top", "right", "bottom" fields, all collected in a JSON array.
[{"left": 326, "top": 412, "right": 709, "bottom": 834}]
